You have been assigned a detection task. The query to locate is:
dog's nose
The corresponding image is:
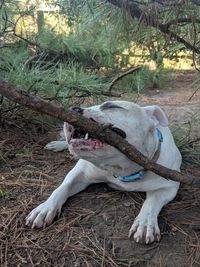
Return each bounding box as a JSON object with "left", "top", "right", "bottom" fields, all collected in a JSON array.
[{"left": 70, "top": 106, "right": 84, "bottom": 114}]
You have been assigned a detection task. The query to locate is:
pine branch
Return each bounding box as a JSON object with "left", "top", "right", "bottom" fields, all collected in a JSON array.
[
  {"left": 107, "top": 66, "right": 141, "bottom": 92},
  {"left": 0, "top": 79, "right": 199, "bottom": 186},
  {"left": 107, "top": 0, "right": 200, "bottom": 54},
  {"left": 164, "top": 18, "right": 200, "bottom": 29},
  {"left": 191, "top": 0, "right": 200, "bottom": 6}
]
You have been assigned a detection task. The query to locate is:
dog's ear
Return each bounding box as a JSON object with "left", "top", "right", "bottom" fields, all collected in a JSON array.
[{"left": 142, "top": 105, "right": 168, "bottom": 127}]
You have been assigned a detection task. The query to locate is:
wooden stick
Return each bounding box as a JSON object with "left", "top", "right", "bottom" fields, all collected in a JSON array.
[
  {"left": 0, "top": 79, "right": 198, "bottom": 186},
  {"left": 108, "top": 66, "right": 141, "bottom": 92}
]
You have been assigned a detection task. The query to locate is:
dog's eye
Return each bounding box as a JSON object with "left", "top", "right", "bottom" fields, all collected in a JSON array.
[
  {"left": 100, "top": 102, "right": 125, "bottom": 111},
  {"left": 111, "top": 127, "right": 126, "bottom": 138}
]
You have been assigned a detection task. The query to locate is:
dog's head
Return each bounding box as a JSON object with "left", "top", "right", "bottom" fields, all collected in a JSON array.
[{"left": 64, "top": 101, "right": 168, "bottom": 174}]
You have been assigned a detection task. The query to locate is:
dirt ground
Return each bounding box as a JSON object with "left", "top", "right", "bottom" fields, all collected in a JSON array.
[{"left": 0, "top": 70, "right": 200, "bottom": 267}]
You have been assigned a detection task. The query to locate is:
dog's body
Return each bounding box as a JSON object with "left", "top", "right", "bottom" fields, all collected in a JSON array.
[{"left": 26, "top": 101, "right": 182, "bottom": 244}]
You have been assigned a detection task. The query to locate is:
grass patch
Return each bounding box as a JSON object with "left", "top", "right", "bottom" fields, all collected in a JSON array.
[
  {"left": 172, "top": 116, "right": 200, "bottom": 166},
  {"left": 0, "top": 189, "right": 6, "bottom": 198}
]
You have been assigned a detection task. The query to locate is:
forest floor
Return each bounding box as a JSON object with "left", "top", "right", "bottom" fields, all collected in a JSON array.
[{"left": 0, "top": 70, "right": 200, "bottom": 267}]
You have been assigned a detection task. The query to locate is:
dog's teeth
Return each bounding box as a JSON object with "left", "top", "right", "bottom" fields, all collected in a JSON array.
[{"left": 85, "top": 133, "right": 89, "bottom": 139}]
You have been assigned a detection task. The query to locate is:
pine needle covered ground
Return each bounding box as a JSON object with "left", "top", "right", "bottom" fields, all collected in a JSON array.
[{"left": 0, "top": 71, "right": 200, "bottom": 267}]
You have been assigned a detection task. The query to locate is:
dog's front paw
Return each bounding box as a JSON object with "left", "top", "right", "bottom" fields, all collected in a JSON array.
[
  {"left": 128, "top": 215, "right": 160, "bottom": 244},
  {"left": 26, "top": 201, "right": 61, "bottom": 229},
  {"left": 44, "top": 141, "right": 68, "bottom": 152}
]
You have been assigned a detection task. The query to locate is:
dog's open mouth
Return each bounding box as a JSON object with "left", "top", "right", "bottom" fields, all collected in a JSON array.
[
  {"left": 65, "top": 122, "right": 105, "bottom": 150},
  {"left": 65, "top": 119, "right": 126, "bottom": 151}
]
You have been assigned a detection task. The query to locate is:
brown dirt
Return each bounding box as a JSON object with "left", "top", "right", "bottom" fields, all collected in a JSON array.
[
  {"left": 137, "top": 70, "right": 200, "bottom": 125},
  {"left": 0, "top": 70, "right": 200, "bottom": 267}
]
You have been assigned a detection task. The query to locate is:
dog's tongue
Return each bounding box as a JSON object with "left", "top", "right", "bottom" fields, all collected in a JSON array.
[{"left": 69, "top": 138, "right": 105, "bottom": 149}]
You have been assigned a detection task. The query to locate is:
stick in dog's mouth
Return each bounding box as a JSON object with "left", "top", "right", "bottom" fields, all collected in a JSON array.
[
  {"left": 72, "top": 127, "right": 126, "bottom": 140},
  {"left": 65, "top": 118, "right": 126, "bottom": 148}
]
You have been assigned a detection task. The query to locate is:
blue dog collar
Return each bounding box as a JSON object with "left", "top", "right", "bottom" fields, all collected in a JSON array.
[
  {"left": 117, "top": 128, "right": 163, "bottom": 183},
  {"left": 156, "top": 128, "right": 163, "bottom": 143},
  {"left": 118, "top": 170, "right": 145, "bottom": 182}
]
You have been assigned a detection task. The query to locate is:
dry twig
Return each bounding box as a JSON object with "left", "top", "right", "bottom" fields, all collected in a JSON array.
[{"left": 107, "top": 66, "right": 141, "bottom": 92}]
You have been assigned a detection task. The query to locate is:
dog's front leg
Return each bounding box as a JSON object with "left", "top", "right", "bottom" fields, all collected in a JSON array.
[
  {"left": 129, "top": 183, "right": 179, "bottom": 244},
  {"left": 26, "top": 159, "right": 106, "bottom": 228}
]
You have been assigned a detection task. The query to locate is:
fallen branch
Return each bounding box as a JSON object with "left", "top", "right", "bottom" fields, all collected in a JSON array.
[
  {"left": 0, "top": 79, "right": 199, "bottom": 186},
  {"left": 107, "top": 66, "right": 141, "bottom": 92}
]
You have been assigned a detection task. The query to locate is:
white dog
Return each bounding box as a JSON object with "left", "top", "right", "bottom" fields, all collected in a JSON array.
[{"left": 26, "top": 101, "right": 182, "bottom": 244}]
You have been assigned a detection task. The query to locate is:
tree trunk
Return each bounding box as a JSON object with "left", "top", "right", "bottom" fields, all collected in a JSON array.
[{"left": 0, "top": 79, "right": 198, "bottom": 186}]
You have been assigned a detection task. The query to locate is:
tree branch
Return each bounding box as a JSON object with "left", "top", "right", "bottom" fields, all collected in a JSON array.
[
  {"left": 107, "top": 66, "right": 141, "bottom": 92},
  {"left": 107, "top": 0, "right": 200, "bottom": 54},
  {"left": 191, "top": 0, "right": 200, "bottom": 6},
  {"left": 164, "top": 18, "right": 200, "bottom": 29},
  {"left": 0, "top": 79, "right": 199, "bottom": 186}
]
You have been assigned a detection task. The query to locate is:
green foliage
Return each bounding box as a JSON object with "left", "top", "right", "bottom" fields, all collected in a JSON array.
[
  {"left": 35, "top": 1, "right": 130, "bottom": 69},
  {"left": 172, "top": 116, "right": 200, "bottom": 166},
  {"left": 0, "top": 0, "right": 199, "bottom": 109},
  {"left": 0, "top": 46, "right": 109, "bottom": 107},
  {"left": 117, "top": 66, "right": 173, "bottom": 93},
  {"left": 0, "top": 0, "right": 132, "bottom": 108},
  {"left": 37, "top": 28, "right": 115, "bottom": 68}
]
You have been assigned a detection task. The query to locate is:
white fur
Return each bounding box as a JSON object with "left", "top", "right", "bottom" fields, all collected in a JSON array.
[
  {"left": 45, "top": 141, "right": 68, "bottom": 152},
  {"left": 26, "top": 101, "right": 182, "bottom": 244}
]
